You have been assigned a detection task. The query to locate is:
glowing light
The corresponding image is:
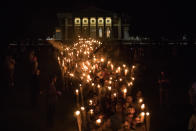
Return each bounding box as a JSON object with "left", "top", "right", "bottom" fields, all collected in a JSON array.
[
  {"left": 141, "top": 104, "right": 145, "bottom": 110},
  {"left": 97, "top": 84, "right": 101, "bottom": 88},
  {"left": 62, "top": 60, "right": 64, "bottom": 67},
  {"left": 141, "top": 112, "right": 145, "bottom": 116},
  {"left": 111, "top": 64, "right": 114, "bottom": 70},
  {"left": 87, "top": 75, "right": 91, "bottom": 80},
  {"left": 146, "top": 112, "right": 150, "bottom": 116},
  {"left": 108, "top": 86, "right": 112, "bottom": 91},
  {"left": 139, "top": 98, "right": 143, "bottom": 103},
  {"left": 81, "top": 106, "right": 85, "bottom": 111},
  {"left": 89, "top": 100, "right": 93, "bottom": 105},
  {"left": 132, "top": 65, "right": 136, "bottom": 69},
  {"left": 128, "top": 82, "right": 133, "bottom": 86},
  {"left": 70, "top": 73, "right": 74, "bottom": 77},
  {"left": 89, "top": 109, "right": 94, "bottom": 114},
  {"left": 96, "top": 118, "right": 101, "bottom": 125},
  {"left": 109, "top": 81, "right": 112, "bottom": 84},
  {"left": 123, "top": 88, "right": 127, "bottom": 94},
  {"left": 75, "top": 89, "right": 79, "bottom": 95},
  {"left": 75, "top": 110, "right": 80, "bottom": 116},
  {"left": 101, "top": 58, "right": 104, "bottom": 62},
  {"left": 125, "top": 69, "right": 128, "bottom": 75}
]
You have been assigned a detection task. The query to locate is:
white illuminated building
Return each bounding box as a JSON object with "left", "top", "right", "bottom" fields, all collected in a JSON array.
[{"left": 54, "top": 6, "right": 131, "bottom": 42}]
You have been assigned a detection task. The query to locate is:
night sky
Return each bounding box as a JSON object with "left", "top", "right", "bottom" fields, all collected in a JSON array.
[{"left": 1, "top": 0, "right": 196, "bottom": 43}]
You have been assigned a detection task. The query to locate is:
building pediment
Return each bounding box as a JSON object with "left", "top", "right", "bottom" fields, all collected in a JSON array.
[
  {"left": 76, "top": 6, "right": 114, "bottom": 16},
  {"left": 58, "top": 6, "right": 116, "bottom": 17}
]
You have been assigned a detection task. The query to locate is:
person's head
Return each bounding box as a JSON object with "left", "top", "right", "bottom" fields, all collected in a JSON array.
[
  {"left": 128, "top": 106, "right": 135, "bottom": 114},
  {"left": 161, "top": 71, "right": 165, "bottom": 76},
  {"left": 33, "top": 56, "right": 37, "bottom": 62},
  {"left": 50, "top": 74, "right": 57, "bottom": 84},
  {"left": 123, "top": 120, "right": 130, "bottom": 130},
  {"left": 95, "top": 76, "right": 99, "bottom": 82},
  {"left": 136, "top": 90, "right": 142, "bottom": 98},
  {"left": 104, "top": 118, "right": 111, "bottom": 128},
  {"left": 111, "top": 93, "right": 116, "bottom": 100},
  {"left": 126, "top": 96, "right": 133, "bottom": 104},
  {"left": 93, "top": 96, "right": 98, "bottom": 105},
  {"left": 53, "top": 76, "right": 57, "bottom": 83},
  {"left": 95, "top": 105, "right": 100, "bottom": 113},
  {"left": 130, "top": 107, "right": 135, "bottom": 114},
  {"left": 192, "top": 82, "right": 196, "bottom": 89},
  {"left": 116, "top": 103, "right": 123, "bottom": 113},
  {"left": 36, "top": 69, "right": 40, "bottom": 76},
  {"left": 121, "top": 84, "right": 126, "bottom": 89}
]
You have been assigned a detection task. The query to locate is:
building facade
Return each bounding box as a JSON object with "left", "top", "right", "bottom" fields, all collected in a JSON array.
[{"left": 54, "top": 7, "right": 131, "bottom": 42}]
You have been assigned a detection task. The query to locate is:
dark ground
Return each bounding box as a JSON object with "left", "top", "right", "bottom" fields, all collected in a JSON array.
[
  {"left": 136, "top": 46, "right": 196, "bottom": 131},
  {"left": 1, "top": 45, "right": 196, "bottom": 131}
]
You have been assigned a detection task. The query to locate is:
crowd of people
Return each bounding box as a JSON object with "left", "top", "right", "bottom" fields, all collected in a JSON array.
[
  {"left": 81, "top": 90, "right": 149, "bottom": 131},
  {"left": 52, "top": 38, "right": 151, "bottom": 131},
  {"left": 3, "top": 43, "right": 196, "bottom": 131}
]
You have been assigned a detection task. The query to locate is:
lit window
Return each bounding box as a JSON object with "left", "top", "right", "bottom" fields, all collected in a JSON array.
[
  {"left": 75, "top": 18, "right": 81, "bottom": 25},
  {"left": 98, "top": 17, "right": 104, "bottom": 26},
  {"left": 56, "top": 29, "right": 61, "bottom": 32},
  {"left": 106, "top": 17, "right": 111, "bottom": 26},
  {"left": 90, "top": 18, "right": 96, "bottom": 26},
  {"left": 82, "top": 18, "right": 88, "bottom": 25}
]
